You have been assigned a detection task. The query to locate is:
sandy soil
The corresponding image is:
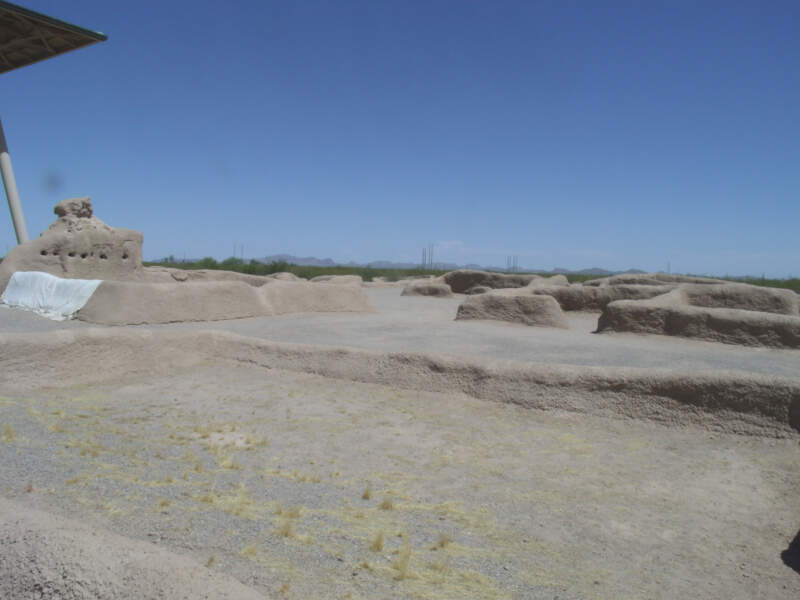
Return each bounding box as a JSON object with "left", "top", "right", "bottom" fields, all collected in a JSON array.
[{"left": 1, "top": 288, "right": 799, "bottom": 599}]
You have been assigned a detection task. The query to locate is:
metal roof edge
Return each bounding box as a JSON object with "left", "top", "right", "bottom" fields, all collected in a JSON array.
[{"left": 0, "top": 0, "right": 107, "bottom": 41}]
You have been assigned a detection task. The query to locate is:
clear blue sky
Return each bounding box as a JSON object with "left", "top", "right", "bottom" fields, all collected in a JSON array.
[{"left": 2, "top": 1, "right": 798, "bottom": 276}]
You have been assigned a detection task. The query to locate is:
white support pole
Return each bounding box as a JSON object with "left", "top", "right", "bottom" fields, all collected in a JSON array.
[{"left": 0, "top": 119, "right": 29, "bottom": 244}]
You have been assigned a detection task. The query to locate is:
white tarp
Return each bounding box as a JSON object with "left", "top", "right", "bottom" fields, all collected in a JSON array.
[{"left": 0, "top": 271, "right": 102, "bottom": 321}]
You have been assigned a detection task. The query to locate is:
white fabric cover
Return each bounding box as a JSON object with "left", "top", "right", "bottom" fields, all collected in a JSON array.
[{"left": 1, "top": 271, "right": 102, "bottom": 320}]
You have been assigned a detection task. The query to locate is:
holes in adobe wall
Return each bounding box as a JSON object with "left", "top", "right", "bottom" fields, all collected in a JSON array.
[{"left": 40, "top": 248, "right": 131, "bottom": 260}]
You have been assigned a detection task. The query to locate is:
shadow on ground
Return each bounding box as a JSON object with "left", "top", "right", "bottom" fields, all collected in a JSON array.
[{"left": 782, "top": 529, "right": 800, "bottom": 575}]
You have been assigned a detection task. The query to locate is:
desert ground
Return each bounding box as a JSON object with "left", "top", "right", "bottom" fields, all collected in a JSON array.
[{"left": 1, "top": 286, "right": 799, "bottom": 600}]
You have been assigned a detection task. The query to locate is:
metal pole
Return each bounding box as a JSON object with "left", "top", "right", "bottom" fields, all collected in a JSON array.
[{"left": 0, "top": 119, "right": 29, "bottom": 244}]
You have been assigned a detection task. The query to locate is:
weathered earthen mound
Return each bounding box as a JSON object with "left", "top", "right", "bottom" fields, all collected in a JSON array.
[
  {"left": 457, "top": 293, "right": 569, "bottom": 328},
  {"left": 584, "top": 273, "right": 726, "bottom": 287},
  {"left": 0, "top": 199, "right": 374, "bottom": 323},
  {"left": 310, "top": 274, "right": 363, "bottom": 285},
  {"left": 597, "top": 288, "right": 800, "bottom": 349},
  {"left": 78, "top": 279, "right": 372, "bottom": 325},
  {"left": 682, "top": 283, "right": 799, "bottom": 316},
  {"left": 465, "top": 285, "right": 491, "bottom": 295},
  {"left": 266, "top": 271, "right": 304, "bottom": 281},
  {"left": 401, "top": 280, "right": 453, "bottom": 297},
  {"left": 0, "top": 197, "right": 143, "bottom": 292},
  {"left": 143, "top": 266, "right": 270, "bottom": 286},
  {"left": 0, "top": 499, "right": 265, "bottom": 600},
  {"left": 531, "top": 284, "right": 673, "bottom": 311},
  {"left": 442, "top": 269, "right": 539, "bottom": 293},
  {"left": 528, "top": 274, "right": 569, "bottom": 287}
]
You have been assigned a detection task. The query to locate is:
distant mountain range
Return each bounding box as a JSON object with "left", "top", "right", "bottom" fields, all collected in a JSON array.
[
  {"left": 257, "top": 254, "right": 338, "bottom": 267},
  {"left": 551, "top": 267, "right": 647, "bottom": 276},
  {"left": 254, "top": 254, "right": 646, "bottom": 275}
]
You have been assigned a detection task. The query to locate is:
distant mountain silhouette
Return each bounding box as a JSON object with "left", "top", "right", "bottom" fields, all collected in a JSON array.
[
  {"left": 257, "top": 254, "right": 336, "bottom": 267},
  {"left": 253, "top": 254, "right": 645, "bottom": 275}
]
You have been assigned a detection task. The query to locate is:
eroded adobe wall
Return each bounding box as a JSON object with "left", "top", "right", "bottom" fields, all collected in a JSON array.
[{"left": 0, "top": 197, "right": 143, "bottom": 292}]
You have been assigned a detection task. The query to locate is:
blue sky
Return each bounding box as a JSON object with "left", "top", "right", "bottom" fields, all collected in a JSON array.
[{"left": 1, "top": 1, "right": 798, "bottom": 276}]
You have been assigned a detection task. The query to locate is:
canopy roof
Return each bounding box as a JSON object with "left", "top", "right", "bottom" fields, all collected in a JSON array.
[{"left": 0, "top": 1, "right": 106, "bottom": 74}]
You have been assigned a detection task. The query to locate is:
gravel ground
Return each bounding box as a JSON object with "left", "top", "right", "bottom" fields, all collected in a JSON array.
[
  {"left": 1, "top": 287, "right": 799, "bottom": 598},
  {"left": 1, "top": 363, "right": 799, "bottom": 599}
]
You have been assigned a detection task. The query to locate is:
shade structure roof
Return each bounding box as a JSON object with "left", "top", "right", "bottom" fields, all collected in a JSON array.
[{"left": 0, "top": 1, "right": 106, "bottom": 74}]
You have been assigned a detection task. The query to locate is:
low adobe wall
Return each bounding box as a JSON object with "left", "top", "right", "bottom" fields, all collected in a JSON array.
[
  {"left": 456, "top": 293, "right": 569, "bottom": 328},
  {"left": 442, "top": 270, "right": 539, "bottom": 293},
  {"left": 530, "top": 284, "right": 673, "bottom": 311},
  {"left": 1, "top": 328, "right": 797, "bottom": 437},
  {"left": 597, "top": 288, "right": 800, "bottom": 349},
  {"left": 77, "top": 279, "right": 372, "bottom": 325}
]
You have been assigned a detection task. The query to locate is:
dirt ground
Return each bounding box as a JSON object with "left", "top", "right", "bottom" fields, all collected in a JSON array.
[
  {"left": 2, "top": 288, "right": 798, "bottom": 377},
  {"left": 1, "top": 288, "right": 799, "bottom": 599}
]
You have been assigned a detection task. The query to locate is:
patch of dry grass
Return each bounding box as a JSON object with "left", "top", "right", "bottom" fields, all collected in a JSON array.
[
  {"left": 2, "top": 425, "right": 18, "bottom": 442},
  {"left": 394, "top": 538, "right": 413, "bottom": 580},
  {"left": 431, "top": 532, "right": 452, "bottom": 550},
  {"left": 370, "top": 531, "right": 384, "bottom": 552},
  {"left": 277, "top": 520, "right": 295, "bottom": 538}
]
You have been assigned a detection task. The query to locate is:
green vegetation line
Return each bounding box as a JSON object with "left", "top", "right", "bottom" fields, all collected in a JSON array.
[{"left": 143, "top": 257, "right": 800, "bottom": 292}]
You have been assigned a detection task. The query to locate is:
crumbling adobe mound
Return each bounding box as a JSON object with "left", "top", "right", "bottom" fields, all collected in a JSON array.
[
  {"left": 456, "top": 293, "right": 569, "bottom": 328},
  {"left": 528, "top": 274, "right": 569, "bottom": 287},
  {"left": 682, "top": 283, "right": 799, "bottom": 316},
  {"left": 267, "top": 271, "right": 305, "bottom": 281},
  {"left": 143, "top": 266, "right": 270, "bottom": 286},
  {"left": 597, "top": 288, "right": 800, "bottom": 349},
  {"left": 0, "top": 199, "right": 374, "bottom": 323},
  {"left": 442, "top": 269, "right": 539, "bottom": 293},
  {"left": 78, "top": 279, "right": 372, "bottom": 325},
  {"left": 531, "top": 284, "right": 673, "bottom": 311},
  {"left": 584, "top": 273, "right": 726, "bottom": 287},
  {"left": 0, "top": 197, "right": 144, "bottom": 292},
  {"left": 0, "top": 499, "right": 265, "bottom": 600},
  {"left": 401, "top": 280, "right": 453, "bottom": 297},
  {"left": 531, "top": 274, "right": 800, "bottom": 320},
  {"left": 465, "top": 285, "right": 491, "bottom": 295},
  {"left": 310, "top": 274, "right": 363, "bottom": 285}
]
